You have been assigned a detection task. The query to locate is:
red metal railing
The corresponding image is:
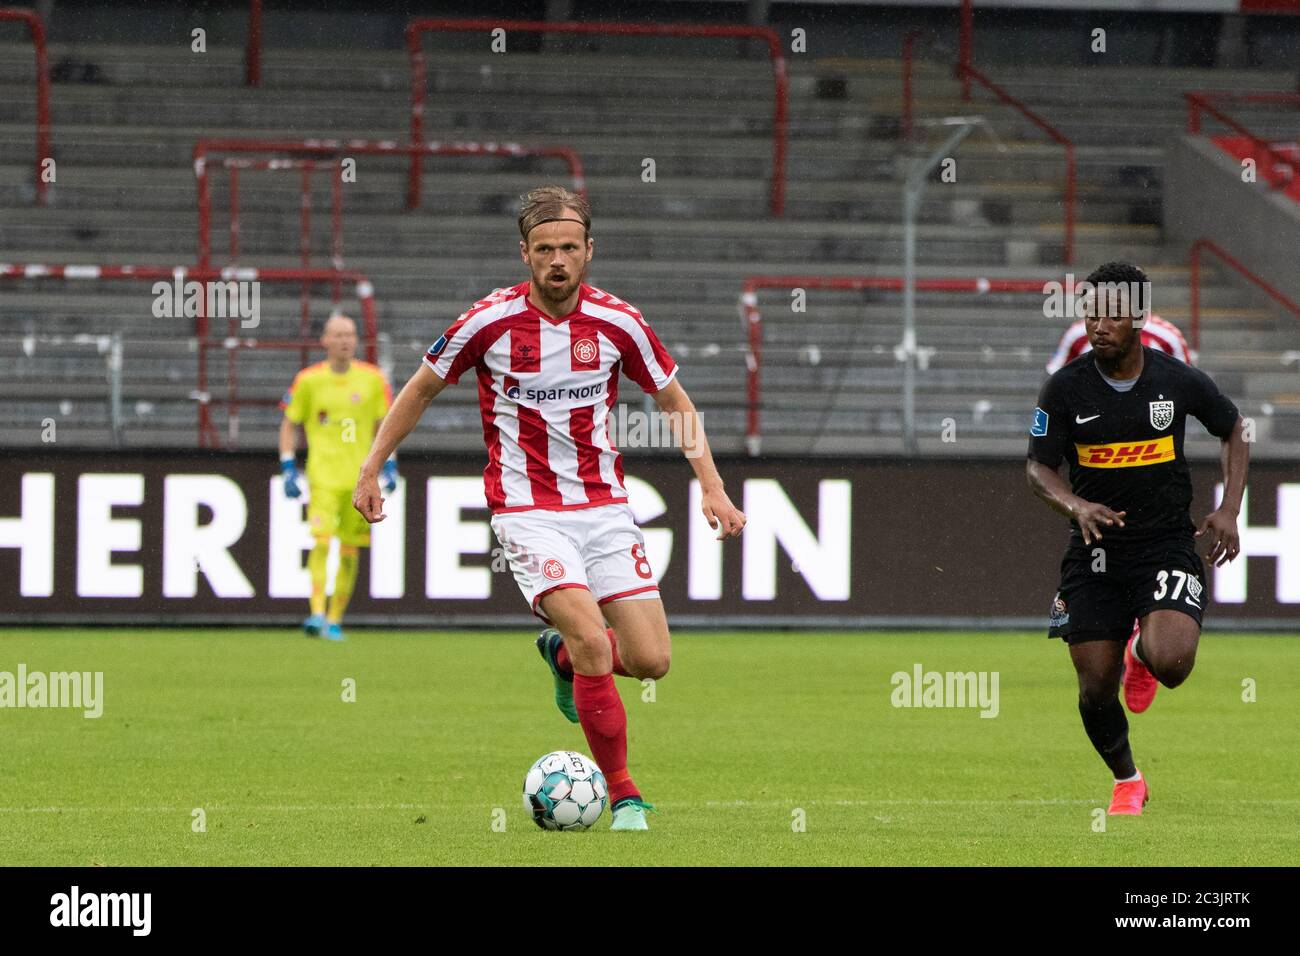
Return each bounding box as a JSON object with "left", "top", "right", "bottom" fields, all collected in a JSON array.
[
  {"left": 901, "top": 29, "right": 935, "bottom": 142},
  {"left": 0, "top": 7, "right": 51, "bottom": 206},
  {"left": 738, "top": 275, "right": 1052, "bottom": 455},
  {"left": 194, "top": 137, "right": 587, "bottom": 270},
  {"left": 958, "top": 0, "right": 973, "bottom": 101},
  {"left": 1188, "top": 238, "right": 1300, "bottom": 355},
  {"left": 0, "top": 263, "right": 379, "bottom": 448},
  {"left": 406, "top": 18, "right": 788, "bottom": 215},
  {"left": 899, "top": 25, "right": 1074, "bottom": 263},
  {"left": 218, "top": 157, "right": 347, "bottom": 335},
  {"left": 245, "top": 0, "right": 262, "bottom": 86},
  {"left": 1185, "top": 92, "right": 1300, "bottom": 191},
  {"left": 956, "top": 64, "right": 1076, "bottom": 265}
]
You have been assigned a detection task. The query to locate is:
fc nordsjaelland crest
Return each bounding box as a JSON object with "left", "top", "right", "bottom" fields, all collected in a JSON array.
[{"left": 1150, "top": 400, "right": 1174, "bottom": 430}]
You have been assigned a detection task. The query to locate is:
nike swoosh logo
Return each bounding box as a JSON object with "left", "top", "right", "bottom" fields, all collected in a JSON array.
[{"left": 1075, "top": 414, "right": 1101, "bottom": 424}]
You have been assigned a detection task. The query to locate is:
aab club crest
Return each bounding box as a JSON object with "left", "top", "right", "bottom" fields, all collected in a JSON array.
[
  {"left": 1149, "top": 400, "right": 1174, "bottom": 430},
  {"left": 572, "top": 337, "right": 598, "bottom": 366}
]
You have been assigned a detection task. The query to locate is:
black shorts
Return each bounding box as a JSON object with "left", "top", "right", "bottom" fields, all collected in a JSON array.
[{"left": 1047, "top": 537, "right": 1206, "bottom": 644}]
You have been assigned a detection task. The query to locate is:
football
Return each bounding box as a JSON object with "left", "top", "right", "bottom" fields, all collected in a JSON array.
[{"left": 523, "top": 750, "right": 608, "bottom": 831}]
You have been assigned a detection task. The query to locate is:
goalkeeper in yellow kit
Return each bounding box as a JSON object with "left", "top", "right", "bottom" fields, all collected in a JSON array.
[{"left": 279, "top": 314, "right": 396, "bottom": 641}]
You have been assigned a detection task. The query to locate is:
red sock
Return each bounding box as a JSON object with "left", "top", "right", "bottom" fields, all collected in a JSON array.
[
  {"left": 573, "top": 672, "right": 639, "bottom": 805},
  {"left": 556, "top": 628, "right": 629, "bottom": 678}
]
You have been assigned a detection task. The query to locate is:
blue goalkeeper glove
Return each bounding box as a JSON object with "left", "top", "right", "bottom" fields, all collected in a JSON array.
[
  {"left": 281, "top": 456, "right": 303, "bottom": 499},
  {"left": 380, "top": 458, "right": 399, "bottom": 495}
]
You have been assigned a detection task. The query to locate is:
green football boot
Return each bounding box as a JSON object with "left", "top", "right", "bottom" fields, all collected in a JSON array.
[
  {"left": 610, "top": 797, "right": 655, "bottom": 831},
  {"left": 535, "top": 628, "right": 579, "bottom": 724}
]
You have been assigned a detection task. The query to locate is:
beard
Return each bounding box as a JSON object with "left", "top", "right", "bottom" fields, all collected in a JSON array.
[{"left": 535, "top": 268, "right": 583, "bottom": 304}]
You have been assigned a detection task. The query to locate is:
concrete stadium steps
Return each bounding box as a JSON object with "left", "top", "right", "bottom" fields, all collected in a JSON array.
[
  {"left": 12, "top": 87, "right": 781, "bottom": 139},
  {"left": 3, "top": 40, "right": 1298, "bottom": 451},
  {"left": 2, "top": 281, "right": 1288, "bottom": 381},
  {"left": 0, "top": 262, "right": 1272, "bottom": 319},
  {"left": 0, "top": 160, "right": 1142, "bottom": 228},
  {"left": 0, "top": 215, "right": 1061, "bottom": 266},
  {"left": 0, "top": 44, "right": 795, "bottom": 94},
  {"left": 10, "top": 43, "right": 1282, "bottom": 104},
  {"left": 0, "top": 122, "right": 1110, "bottom": 185}
]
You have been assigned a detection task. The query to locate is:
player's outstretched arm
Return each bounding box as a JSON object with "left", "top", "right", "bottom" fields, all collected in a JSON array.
[
  {"left": 652, "top": 379, "right": 745, "bottom": 540},
  {"left": 1196, "top": 415, "right": 1249, "bottom": 566},
  {"left": 353, "top": 365, "right": 447, "bottom": 523},
  {"left": 1025, "top": 460, "right": 1126, "bottom": 546}
]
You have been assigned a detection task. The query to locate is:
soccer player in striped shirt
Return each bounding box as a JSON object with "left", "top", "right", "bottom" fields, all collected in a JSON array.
[
  {"left": 354, "top": 186, "right": 746, "bottom": 830},
  {"left": 280, "top": 314, "right": 397, "bottom": 641}
]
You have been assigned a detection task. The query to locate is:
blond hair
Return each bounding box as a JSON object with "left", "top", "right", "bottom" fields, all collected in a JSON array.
[{"left": 518, "top": 186, "right": 591, "bottom": 241}]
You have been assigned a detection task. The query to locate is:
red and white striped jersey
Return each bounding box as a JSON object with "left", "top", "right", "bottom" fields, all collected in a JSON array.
[
  {"left": 1046, "top": 313, "right": 1194, "bottom": 374},
  {"left": 424, "top": 281, "right": 678, "bottom": 514}
]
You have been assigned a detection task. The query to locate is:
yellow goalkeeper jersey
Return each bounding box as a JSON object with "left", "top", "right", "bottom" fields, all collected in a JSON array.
[{"left": 281, "top": 361, "right": 392, "bottom": 491}]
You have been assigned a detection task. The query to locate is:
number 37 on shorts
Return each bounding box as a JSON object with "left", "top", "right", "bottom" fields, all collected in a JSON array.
[{"left": 1153, "top": 568, "right": 1202, "bottom": 607}]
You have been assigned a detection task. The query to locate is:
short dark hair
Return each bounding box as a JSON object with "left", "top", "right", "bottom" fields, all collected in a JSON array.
[
  {"left": 1084, "top": 261, "right": 1148, "bottom": 289},
  {"left": 1082, "top": 261, "right": 1149, "bottom": 318}
]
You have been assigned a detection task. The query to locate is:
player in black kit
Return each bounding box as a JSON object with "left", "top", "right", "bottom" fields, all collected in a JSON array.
[{"left": 1026, "top": 262, "right": 1248, "bottom": 816}]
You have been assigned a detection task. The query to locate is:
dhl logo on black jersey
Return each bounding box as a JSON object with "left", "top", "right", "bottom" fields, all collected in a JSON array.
[{"left": 1074, "top": 435, "right": 1174, "bottom": 468}]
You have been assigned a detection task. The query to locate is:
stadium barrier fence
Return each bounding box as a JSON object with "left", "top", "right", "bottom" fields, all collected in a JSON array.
[
  {"left": 218, "top": 157, "right": 347, "bottom": 327},
  {"left": 0, "top": 6, "right": 51, "bottom": 206},
  {"left": 899, "top": 27, "right": 1074, "bottom": 263},
  {"left": 0, "top": 264, "right": 380, "bottom": 449},
  {"left": 0, "top": 332, "right": 123, "bottom": 444},
  {"left": 1189, "top": 237, "right": 1300, "bottom": 354},
  {"left": 1184, "top": 91, "right": 1300, "bottom": 195},
  {"left": 193, "top": 137, "right": 587, "bottom": 272},
  {"left": 953, "top": 64, "right": 1075, "bottom": 265},
  {"left": 738, "top": 274, "right": 1054, "bottom": 456},
  {"left": 245, "top": 0, "right": 261, "bottom": 86}
]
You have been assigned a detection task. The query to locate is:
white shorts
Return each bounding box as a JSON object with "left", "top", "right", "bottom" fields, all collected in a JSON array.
[{"left": 489, "top": 503, "right": 660, "bottom": 623}]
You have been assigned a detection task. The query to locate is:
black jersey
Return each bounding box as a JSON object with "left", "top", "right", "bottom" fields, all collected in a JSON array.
[{"left": 1028, "top": 346, "right": 1239, "bottom": 543}]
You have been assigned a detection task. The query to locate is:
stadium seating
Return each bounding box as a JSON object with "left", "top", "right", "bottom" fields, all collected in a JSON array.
[{"left": 1, "top": 39, "right": 1297, "bottom": 455}]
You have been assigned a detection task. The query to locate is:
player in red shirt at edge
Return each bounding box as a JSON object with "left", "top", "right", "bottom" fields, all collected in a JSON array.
[{"left": 354, "top": 186, "right": 747, "bottom": 831}]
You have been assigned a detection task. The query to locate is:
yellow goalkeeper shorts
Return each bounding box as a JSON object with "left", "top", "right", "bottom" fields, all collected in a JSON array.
[{"left": 306, "top": 485, "right": 371, "bottom": 547}]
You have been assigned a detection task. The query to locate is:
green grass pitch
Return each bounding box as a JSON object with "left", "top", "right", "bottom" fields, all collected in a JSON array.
[{"left": 1, "top": 628, "right": 1296, "bottom": 866}]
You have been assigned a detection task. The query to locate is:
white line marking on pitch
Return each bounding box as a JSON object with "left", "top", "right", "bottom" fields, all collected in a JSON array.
[{"left": 2, "top": 798, "right": 1298, "bottom": 814}]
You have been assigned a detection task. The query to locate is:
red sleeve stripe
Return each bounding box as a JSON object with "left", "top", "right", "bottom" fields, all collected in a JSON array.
[
  {"left": 426, "top": 286, "right": 529, "bottom": 377},
  {"left": 444, "top": 311, "right": 533, "bottom": 384},
  {"left": 583, "top": 284, "right": 644, "bottom": 323},
  {"left": 585, "top": 313, "right": 676, "bottom": 392}
]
